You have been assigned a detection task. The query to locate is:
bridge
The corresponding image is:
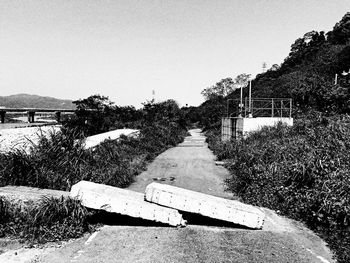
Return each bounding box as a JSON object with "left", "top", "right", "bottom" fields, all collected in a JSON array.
[{"left": 0, "top": 108, "right": 75, "bottom": 124}]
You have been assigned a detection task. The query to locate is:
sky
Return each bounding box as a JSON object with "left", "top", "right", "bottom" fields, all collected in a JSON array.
[{"left": 0, "top": 0, "right": 349, "bottom": 107}]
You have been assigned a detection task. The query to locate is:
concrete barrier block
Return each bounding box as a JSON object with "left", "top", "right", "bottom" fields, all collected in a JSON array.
[
  {"left": 145, "top": 183, "right": 265, "bottom": 229},
  {"left": 70, "top": 181, "right": 186, "bottom": 227}
]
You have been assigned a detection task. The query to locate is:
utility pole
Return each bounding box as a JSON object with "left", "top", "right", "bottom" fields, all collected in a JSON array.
[{"left": 248, "top": 80, "right": 252, "bottom": 118}]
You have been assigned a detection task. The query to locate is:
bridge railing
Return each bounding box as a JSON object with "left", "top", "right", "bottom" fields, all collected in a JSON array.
[{"left": 0, "top": 108, "right": 75, "bottom": 123}]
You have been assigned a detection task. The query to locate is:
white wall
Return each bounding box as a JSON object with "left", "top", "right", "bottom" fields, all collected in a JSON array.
[{"left": 242, "top": 117, "right": 293, "bottom": 135}]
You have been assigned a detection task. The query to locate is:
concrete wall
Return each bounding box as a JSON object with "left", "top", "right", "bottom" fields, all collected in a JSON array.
[{"left": 242, "top": 117, "right": 293, "bottom": 135}]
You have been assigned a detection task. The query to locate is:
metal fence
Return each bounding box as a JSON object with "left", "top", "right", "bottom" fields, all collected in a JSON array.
[{"left": 226, "top": 98, "right": 292, "bottom": 118}]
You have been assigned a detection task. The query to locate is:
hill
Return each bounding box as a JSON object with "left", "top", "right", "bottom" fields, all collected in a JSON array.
[
  {"left": 195, "top": 13, "right": 350, "bottom": 262},
  {"left": 228, "top": 12, "right": 350, "bottom": 113},
  {"left": 193, "top": 12, "right": 350, "bottom": 130},
  {"left": 0, "top": 94, "right": 76, "bottom": 109}
]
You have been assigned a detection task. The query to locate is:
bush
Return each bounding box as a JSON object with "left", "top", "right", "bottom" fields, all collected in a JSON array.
[{"left": 207, "top": 113, "right": 350, "bottom": 263}]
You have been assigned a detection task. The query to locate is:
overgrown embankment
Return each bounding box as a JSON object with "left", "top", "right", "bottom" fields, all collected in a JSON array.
[
  {"left": 0, "top": 122, "right": 186, "bottom": 191},
  {"left": 0, "top": 98, "right": 188, "bottom": 244},
  {"left": 207, "top": 113, "right": 350, "bottom": 263},
  {"left": 0, "top": 121, "right": 186, "bottom": 243}
]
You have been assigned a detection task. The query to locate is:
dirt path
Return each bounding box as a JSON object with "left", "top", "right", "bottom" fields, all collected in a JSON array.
[{"left": 1, "top": 129, "right": 334, "bottom": 263}]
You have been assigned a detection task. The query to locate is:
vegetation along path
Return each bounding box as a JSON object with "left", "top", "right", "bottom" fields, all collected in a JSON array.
[{"left": 30, "top": 129, "right": 333, "bottom": 263}]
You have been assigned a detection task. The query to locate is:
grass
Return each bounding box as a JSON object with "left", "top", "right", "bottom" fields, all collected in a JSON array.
[
  {"left": 0, "top": 122, "right": 187, "bottom": 191},
  {"left": 0, "top": 120, "right": 187, "bottom": 244},
  {"left": 206, "top": 113, "right": 350, "bottom": 263},
  {"left": 0, "top": 196, "right": 94, "bottom": 243}
]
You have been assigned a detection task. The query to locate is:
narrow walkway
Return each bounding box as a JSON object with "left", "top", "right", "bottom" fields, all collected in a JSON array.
[{"left": 128, "top": 129, "right": 233, "bottom": 199}]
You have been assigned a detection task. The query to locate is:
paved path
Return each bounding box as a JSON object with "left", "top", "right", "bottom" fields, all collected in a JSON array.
[
  {"left": 128, "top": 128, "right": 232, "bottom": 199},
  {"left": 0, "top": 129, "right": 334, "bottom": 263}
]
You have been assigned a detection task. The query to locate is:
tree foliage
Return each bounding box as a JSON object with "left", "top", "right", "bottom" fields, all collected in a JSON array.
[
  {"left": 65, "top": 95, "right": 118, "bottom": 136},
  {"left": 327, "top": 12, "right": 350, "bottom": 45},
  {"left": 201, "top": 74, "right": 251, "bottom": 101},
  {"left": 64, "top": 95, "right": 188, "bottom": 136}
]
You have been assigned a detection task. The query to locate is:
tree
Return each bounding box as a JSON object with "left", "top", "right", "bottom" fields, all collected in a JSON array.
[
  {"left": 270, "top": 64, "right": 280, "bottom": 71},
  {"left": 65, "top": 95, "right": 118, "bottom": 136},
  {"left": 201, "top": 74, "right": 251, "bottom": 101},
  {"left": 201, "top": 77, "right": 234, "bottom": 100},
  {"left": 197, "top": 96, "right": 226, "bottom": 130},
  {"left": 73, "top": 95, "right": 114, "bottom": 111},
  {"left": 327, "top": 12, "right": 350, "bottom": 45},
  {"left": 141, "top": 99, "right": 184, "bottom": 125},
  {"left": 233, "top": 73, "right": 251, "bottom": 90}
]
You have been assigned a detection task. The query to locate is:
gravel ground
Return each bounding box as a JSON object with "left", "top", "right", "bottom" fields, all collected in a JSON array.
[{"left": 0, "top": 125, "right": 61, "bottom": 153}]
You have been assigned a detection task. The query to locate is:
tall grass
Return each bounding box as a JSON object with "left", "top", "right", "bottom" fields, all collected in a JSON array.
[
  {"left": 0, "top": 121, "right": 187, "bottom": 191},
  {"left": 0, "top": 97, "right": 188, "bottom": 244},
  {"left": 0, "top": 196, "right": 93, "bottom": 243},
  {"left": 0, "top": 121, "right": 186, "bottom": 243},
  {"left": 207, "top": 113, "right": 350, "bottom": 263}
]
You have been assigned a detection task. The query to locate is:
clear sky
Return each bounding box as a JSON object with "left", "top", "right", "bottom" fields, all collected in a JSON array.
[{"left": 0, "top": 0, "right": 349, "bottom": 107}]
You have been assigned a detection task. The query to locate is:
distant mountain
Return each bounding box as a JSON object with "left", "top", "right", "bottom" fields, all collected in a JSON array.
[{"left": 0, "top": 94, "right": 76, "bottom": 109}]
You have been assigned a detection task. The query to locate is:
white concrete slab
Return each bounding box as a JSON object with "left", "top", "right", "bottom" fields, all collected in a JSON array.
[
  {"left": 0, "top": 125, "right": 61, "bottom": 153},
  {"left": 145, "top": 182, "right": 265, "bottom": 229},
  {"left": 82, "top": 129, "right": 139, "bottom": 149},
  {"left": 70, "top": 181, "right": 186, "bottom": 227}
]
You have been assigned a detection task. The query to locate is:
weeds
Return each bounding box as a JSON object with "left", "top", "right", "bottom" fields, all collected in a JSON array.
[
  {"left": 0, "top": 196, "right": 93, "bottom": 243},
  {"left": 0, "top": 123, "right": 186, "bottom": 244},
  {"left": 0, "top": 97, "right": 187, "bottom": 244},
  {"left": 0, "top": 121, "right": 186, "bottom": 191},
  {"left": 207, "top": 113, "right": 350, "bottom": 263}
]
